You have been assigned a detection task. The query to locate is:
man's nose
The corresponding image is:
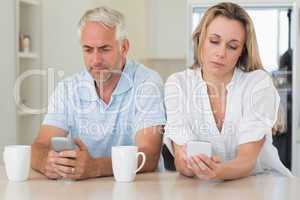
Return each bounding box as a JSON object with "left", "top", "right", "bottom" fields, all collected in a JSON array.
[{"left": 91, "top": 51, "right": 102, "bottom": 64}]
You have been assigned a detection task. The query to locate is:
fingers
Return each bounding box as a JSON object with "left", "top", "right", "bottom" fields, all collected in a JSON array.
[
  {"left": 73, "top": 138, "right": 87, "bottom": 151},
  {"left": 186, "top": 154, "right": 219, "bottom": 180},
  {"left": 45, "top": 142, "right": 91, "bottom": 180},
  {"left": 56, "top": 165, "right": 85, "bottom": 180},
  {"left": 44, "top": 171, "right": 61, "bottom": 180},
  {"left": 212, "top": 155, "right": 221, "bottom": 163},
  {"left": 187, "top": 156, "right": 209, "bottom": 180},
  {"left": 55, "top": 157, "right": 76, "bottom": 167},
  {"left": 56, "top": 165, "right": 74, "bottom": 175},
  {"left": 191, "top": 156, "right": 207, "bottom": 171},
  {"left": 44, "top": 151, "right": 62, "bottom": 179},
  {"left": 59, "top": 150, "right": 77, "bottom": 158},
  {"left": 198, "top": 155, "right": 218, "bottom": 171}
]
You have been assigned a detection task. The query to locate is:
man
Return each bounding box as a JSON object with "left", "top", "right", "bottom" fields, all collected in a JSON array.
[{"left": 31, "top": 7, "right": 166, "bottom": 180}]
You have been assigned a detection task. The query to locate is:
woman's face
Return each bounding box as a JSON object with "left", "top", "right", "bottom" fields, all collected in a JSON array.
[{"left": 201, "top": 16, "right": 246, "bottom": 79}]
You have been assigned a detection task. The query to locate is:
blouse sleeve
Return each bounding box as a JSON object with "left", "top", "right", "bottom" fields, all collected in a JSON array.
[
  {"left": 163, "top": 74, "right": 198, "bottom": 156},
  {"left": 238, "top": 72, "right": 280, "bottom": 145}
]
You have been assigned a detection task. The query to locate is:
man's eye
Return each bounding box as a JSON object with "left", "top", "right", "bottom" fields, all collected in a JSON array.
[
  {"left": 102, "top": 47, "right": 113, "bottom": 52},
  {"left": 84, "top": 48, "right": 93, "bottom": 53}
]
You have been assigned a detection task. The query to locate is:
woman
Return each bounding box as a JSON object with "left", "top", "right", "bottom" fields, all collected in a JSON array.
[{"left": 163, "top": 2, "right": 292, "bottom": 180}]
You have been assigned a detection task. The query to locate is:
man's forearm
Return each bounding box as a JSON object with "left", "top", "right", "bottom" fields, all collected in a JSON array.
[
  {"left": 137, "top": 147, "right": 161, "bottom": 173},
  {"left": 31, "top": 143, "right": 49, "bottom": 173},
  {"left": 90, "top": 157, "right": 113, "bottom": 177}
]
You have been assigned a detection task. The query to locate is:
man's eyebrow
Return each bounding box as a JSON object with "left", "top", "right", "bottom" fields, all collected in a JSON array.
[
  {"left": 82, "top": 45, "right": 112, "bottom": 49},
  {"left": 98, "top": 45, "right": 111, "bottom": 49},
  {"left": 82, "top": 45, "right": 93, "bottom": 49}
]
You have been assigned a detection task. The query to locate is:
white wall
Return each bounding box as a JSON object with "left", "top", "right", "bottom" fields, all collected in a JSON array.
[
  {"left": 92, "top": 0, "right": 149, "bottom": 62},
  {"left": 0, "top": 0, "right": 17, "bottom": 157},
  {"left": 147, "top": 0, "right": 187, "bottom": 59},
  {"left": 42, "top": 0, "right": 148, "bottom": 77},
  {"left": 42, "top": 0, "right": 95, "bottom": 77}
]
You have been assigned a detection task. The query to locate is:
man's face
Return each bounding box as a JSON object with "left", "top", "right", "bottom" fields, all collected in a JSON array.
[{"left": 80, "top": 21, "right": 129, "bottom": 84}]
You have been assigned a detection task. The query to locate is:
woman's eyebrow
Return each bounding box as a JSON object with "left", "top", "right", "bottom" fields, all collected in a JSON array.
[{"left": 209, "top": 33, "right": 242, "bottom": 44}]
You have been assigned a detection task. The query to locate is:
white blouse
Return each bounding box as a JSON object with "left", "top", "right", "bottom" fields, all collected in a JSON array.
[{"left": 163, "top": 67, "right": 293, "bottom": 177}]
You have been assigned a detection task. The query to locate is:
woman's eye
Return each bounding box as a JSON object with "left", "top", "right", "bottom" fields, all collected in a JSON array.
[
  {"left": 228, "top": 45, "right": 238, "bottom": 50},
  {"left": 210, "top": 40, "right": 219, "bottom": 44}
]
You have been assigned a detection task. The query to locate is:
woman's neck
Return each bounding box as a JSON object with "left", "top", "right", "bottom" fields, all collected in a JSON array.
[{"left": 201, "top": 69, "right": 234, "bottom": 91}]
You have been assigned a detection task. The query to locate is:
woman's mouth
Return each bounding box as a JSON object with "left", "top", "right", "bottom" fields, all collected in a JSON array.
[{"left": 211, "top": 61, "right": 225, "bottom": 67}]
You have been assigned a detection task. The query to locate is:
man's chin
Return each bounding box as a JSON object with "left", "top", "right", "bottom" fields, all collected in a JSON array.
[{"left": 92, "top": 73, "right": 112, "bottom": 84}]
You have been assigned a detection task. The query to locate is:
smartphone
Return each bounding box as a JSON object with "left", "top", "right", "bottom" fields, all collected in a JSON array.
[
  {"left": 186, "top": 141, "right": 212, "bottom": 157},
  {"left": 51, "top": 137, "right": 77, "bottom": 152}
]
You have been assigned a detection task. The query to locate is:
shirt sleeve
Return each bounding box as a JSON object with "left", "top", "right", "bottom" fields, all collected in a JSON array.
[
  {"left": 238, "top": 73, "right": 280, "bottom": 145},
  {"left": 42, "top": 81, "right": 70, "bottom": 131},
  {"left": 163, "top": 75, "right": 198, "bottom": 156},
  {"left": 133, "top": 75, "right": 166, "bottom": 135}
]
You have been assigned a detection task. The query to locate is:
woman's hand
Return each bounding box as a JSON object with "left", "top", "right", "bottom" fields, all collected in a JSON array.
[
  {"left": 173, "top": 143, "right": 195, "bottom": 177},
  {"left": 186, "top": 154, "right": 221, "bottom": 180}
]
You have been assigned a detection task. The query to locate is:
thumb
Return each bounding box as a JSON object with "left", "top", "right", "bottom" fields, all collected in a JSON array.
[
  {"left": 181, "top": 144, "right": 188, "bottom": 160},
  {"left": 212, "top": 155, "right": 221, "bottom": 163},
  {"left": 74, "top": 138, "right": 87, "bottom": 151}
]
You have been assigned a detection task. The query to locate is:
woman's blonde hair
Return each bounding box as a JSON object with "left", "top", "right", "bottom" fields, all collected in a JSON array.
[{"left": 192, "top": 2, "right": 263, "bottom": 72}]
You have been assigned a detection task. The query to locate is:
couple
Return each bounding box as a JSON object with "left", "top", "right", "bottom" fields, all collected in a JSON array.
[{"left": 31, "top": 2, "right": 292, "bottom": 181}]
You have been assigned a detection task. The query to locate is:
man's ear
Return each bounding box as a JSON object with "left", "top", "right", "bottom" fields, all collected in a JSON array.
[{"left": 120, "top": 39, "right": 130, "bottom": 56}]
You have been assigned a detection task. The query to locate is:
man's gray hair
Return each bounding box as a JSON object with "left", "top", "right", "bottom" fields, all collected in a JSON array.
[{"left": 78, "top": 7, "right": 127, "bottom": 40}]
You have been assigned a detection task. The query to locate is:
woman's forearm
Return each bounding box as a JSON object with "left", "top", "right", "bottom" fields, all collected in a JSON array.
[{"left": 216, "top": 157, "right": 256, "bottom": 180}]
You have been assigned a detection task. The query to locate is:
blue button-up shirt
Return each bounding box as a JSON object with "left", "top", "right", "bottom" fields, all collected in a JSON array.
[{"left": 43, "top": 60, "right": 166, "bottom": 160}]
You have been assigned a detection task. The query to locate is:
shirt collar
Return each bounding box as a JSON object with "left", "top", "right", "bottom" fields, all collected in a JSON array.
[
  {"left": 112, "top": 59, "right": 134, "bottom": 96},
  {"left": 194, "top": 66, "right": 241, "bottom": 90},
  {"left": 79, "top": 59, "right": 134, "bottom": 101},
  {"left": 226, "top": 67, "right": 241, "bottom": 90}
]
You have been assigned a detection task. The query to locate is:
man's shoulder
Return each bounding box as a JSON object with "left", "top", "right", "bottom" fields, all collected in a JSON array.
[{"left": 128, "top": 60, "right": 163, "bottom": 85}]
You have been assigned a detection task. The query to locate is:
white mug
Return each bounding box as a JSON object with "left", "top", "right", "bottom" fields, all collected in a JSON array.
[
  {"left": 3, "top": 145, "right": 31, "bottom": 182},
  {"left": 112, "top": 146, "right": 146, "bottom": 182}
]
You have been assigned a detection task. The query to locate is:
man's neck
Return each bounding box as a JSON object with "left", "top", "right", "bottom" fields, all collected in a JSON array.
[
  {"left": 94, "top": 74, "right": 120, "bottom": 104},
  {"left": 94, "top": 60, "right": 126, "bottom": 104}
]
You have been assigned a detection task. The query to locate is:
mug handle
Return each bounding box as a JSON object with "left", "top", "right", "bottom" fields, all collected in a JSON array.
[{"left": 134, "top": 152, "right": 146, "bottom": 173}]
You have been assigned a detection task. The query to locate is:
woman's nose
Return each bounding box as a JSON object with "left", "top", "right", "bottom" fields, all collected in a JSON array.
[{"left": 216, "top": 45, "right": 226, "bottom": 58}]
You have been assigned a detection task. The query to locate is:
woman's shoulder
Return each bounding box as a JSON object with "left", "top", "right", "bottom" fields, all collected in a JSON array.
[
  {"left": 239, "top": 69, "right": 272, "bottom": 82},
  {"left": 238, "top": 69, "right": 276, "bottom": 95},
  {"left": 165, "top": 68, "right": 199, "bottom": 84}
]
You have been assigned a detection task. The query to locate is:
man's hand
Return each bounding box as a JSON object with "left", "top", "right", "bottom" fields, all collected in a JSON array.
[
  {"left": 54, "top": 138, "right": 95, "bottom": 180},
  {"left": 42, "top": 150, "right": 62, "bottom": 180}
]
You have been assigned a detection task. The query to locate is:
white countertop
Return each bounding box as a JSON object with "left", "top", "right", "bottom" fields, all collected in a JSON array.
[{"left": 1, "top": 165, "right": 300, "bottom": 200}]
